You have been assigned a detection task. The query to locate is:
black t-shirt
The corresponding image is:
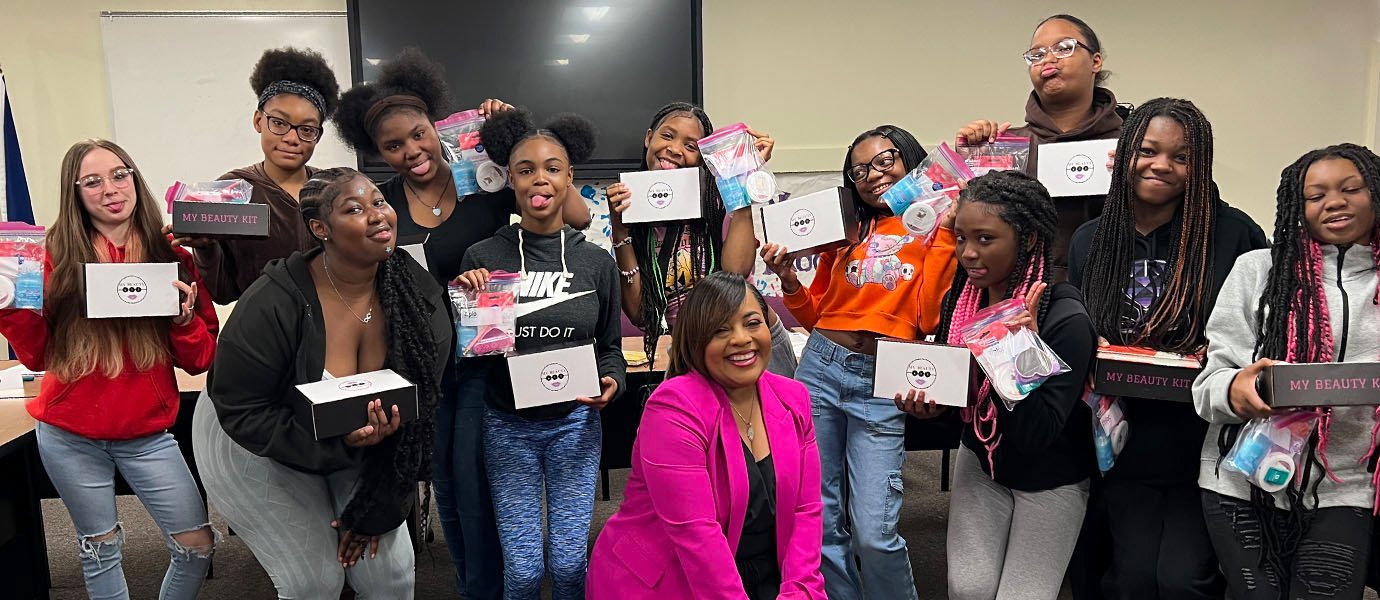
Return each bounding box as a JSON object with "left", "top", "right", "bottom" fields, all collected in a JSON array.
[
  {"left": 380, "top": 175, "right": 516, "bottom": 284},
  {"left": 1068, "top": 199, "right": 1268, "bottom": 484}
]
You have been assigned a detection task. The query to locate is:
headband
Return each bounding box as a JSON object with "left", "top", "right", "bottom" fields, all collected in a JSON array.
[
  {"left": 257, "top": 80, "right": 327, "bottom": 118},
  {"left": 363, "top": 95, "right": 429, "bottom": 135}
]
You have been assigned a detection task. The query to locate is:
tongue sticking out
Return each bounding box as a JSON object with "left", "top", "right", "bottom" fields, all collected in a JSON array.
[
  {"left": 410, "top": 160, "right": 431, "bottom": 176},
  {"left": 657, "top": 159, "right": 678, "bottom": 170},
  {"left": 531, "top": 194, "right": 553, "bottom": 209}
]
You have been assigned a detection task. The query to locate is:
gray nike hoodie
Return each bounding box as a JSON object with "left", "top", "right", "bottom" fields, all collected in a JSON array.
[
  {"left": 1195, "top": 245, "right": 1380, "bottom": 509},
  {"left": 459, "top": 224, "right": 626, "bottom": 419}
]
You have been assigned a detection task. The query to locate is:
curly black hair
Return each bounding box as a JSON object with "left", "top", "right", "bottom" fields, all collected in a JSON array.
[
  {"left": 478, "top": 107, "right": 597, "bottom": 167},
  {"left": 334, "top": 47, "right": 453, "bottom": 155},
  {"left": 299, "top": 167, "right": 441, "bottom": 533},
  {"left": 249, "top": 47, "right": 341, "bottom": 117}
]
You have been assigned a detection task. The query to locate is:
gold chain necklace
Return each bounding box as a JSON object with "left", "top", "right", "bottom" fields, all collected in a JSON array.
[
  {"left": 730, "top": 399, "right": 756, "bottom": 442},
  {"left": 322, "top": 253, "right": 374, "bottom": 324}
]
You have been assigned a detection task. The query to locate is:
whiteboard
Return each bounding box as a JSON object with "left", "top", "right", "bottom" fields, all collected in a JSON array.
[{"left": 100, "top": 11, "right": 355, "bottom": 216}]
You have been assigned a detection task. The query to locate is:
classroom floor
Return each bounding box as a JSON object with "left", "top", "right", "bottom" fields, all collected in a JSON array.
[{"left": 41, "top": 449, "right": 1380, "bottom": 600}]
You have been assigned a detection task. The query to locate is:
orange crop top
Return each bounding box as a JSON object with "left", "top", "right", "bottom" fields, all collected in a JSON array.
[{"left": 782, "top": 216, "right": 956, "bottom": 339}]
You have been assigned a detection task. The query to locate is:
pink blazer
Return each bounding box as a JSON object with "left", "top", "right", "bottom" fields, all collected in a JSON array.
[{"left": 587, "top": 370, "right": 826, "bottom": 599}]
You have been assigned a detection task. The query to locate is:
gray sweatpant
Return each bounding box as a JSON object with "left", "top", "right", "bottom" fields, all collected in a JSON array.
[
  {"left": 947, "top": 447, "right": 1089, "bottom": 600},
  {"left": 766, "top": 311, "right": 799, "bottom": 378},
  {"left": 192, "top": 392, "right": 414, "bottom": 599}
]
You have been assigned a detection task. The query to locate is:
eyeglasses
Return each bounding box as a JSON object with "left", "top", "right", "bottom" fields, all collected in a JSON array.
[
  {"left": 264, "top": 115, "right": 323, "bottom": 142},
  {"left": 1022, "top": 38, "right": 1093, "bottom": 66},
  {"left": 75, "top": 168, "right": 136, "bottom": 191},
  {"left": 846, "top": 148, "right": 901, "bottom": 183}
]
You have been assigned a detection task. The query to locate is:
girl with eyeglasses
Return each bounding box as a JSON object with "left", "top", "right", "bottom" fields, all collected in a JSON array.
[
  {"left": 760, "top": 125, "right": 956, "bottom": 600},
  {"left": 170, "top": 47, "right": 343, "bottom": 305},
  {"left": 0, "top": 139, "right": 218, "bottom": 599},
  {"left": 930, "top": 170, "right": 1098, "bottom": 600},
  {"left": 955, "top": 14, "right": 1125, "bottom": 284}
]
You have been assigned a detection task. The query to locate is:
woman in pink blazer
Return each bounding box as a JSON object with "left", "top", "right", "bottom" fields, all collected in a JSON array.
[{"left": 588, "top": 272, "right": 826, "bottom": 599}]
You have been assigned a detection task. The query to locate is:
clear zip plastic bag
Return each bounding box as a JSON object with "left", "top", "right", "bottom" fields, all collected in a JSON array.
[
  {"left": 163, "top": 179, "right": 254, "bottom": 213},
  {"left": 437, "top": 110, "right": 509, "bottom": 196},
  {"left": 1084, "top": 389, "right": 1129, "bottom": 473},
  {"left": 1222, "top": 411, "right": 1318, "bottom": 493},
  {"left": 958, "top": 297, "right": 1070, "bottom": 409},
  {"left": 0, "top": 223, "right": 46, "bottom": 313},
  {"left": 956, "top": 135, "right": 1032, "bottom": 176},
  {"left": 880, "top": 142, "right": 974, "bottom": 242},
  {"left": 450, "top": 271, "right": 521, "bottom": 358},
  {"left": 699, "top": 122, "right": 773, "bottom": 212}
]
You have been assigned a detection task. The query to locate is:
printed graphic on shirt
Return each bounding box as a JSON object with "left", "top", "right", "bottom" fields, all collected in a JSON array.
[
  {"left": 1120, "top": 259, "right": 1167, "bottom": 333},
  {"left": 844, "top": 233, "right": 917, "bottom": 291},
  {"left": 514, "top": 270, "right": 594, "bottom": 339}
]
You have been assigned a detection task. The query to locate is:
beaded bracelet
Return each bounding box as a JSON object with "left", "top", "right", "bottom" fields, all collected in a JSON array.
[
  {"left": 611, "top": 236, "right": 633, "bottom": 249},
  {"left": 619, "top": 266, "right": 640, "bottom": 284}
]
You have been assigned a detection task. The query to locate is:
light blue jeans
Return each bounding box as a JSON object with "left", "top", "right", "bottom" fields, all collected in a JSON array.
[
  {"left": 37, "top": 421, "right": 214, "bottom": 600},
  {"left": 795, "top": 331, "right": 918, "bottom": 600}
]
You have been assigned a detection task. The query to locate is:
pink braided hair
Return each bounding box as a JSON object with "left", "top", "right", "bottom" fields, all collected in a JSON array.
[{"left": 950, "top": 256, "right": 1046, "bottom": 479}]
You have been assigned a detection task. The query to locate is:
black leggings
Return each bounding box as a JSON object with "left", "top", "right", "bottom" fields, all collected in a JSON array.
[{"left": 1202, "top": 490, "right": 1373, "bottom": 599}]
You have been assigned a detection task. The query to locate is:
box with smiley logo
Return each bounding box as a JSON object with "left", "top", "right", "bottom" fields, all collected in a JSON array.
[
  {"left": 756, "top": 186, "right": 860, "bottom": 259},
  {"left": 872, "top": 338, "right": 971, "bottom": 407},
  {"left": 618, "top": 167, "right": 702, "bottom": 224},
  {"left": 506, "top": 342, "right": 601, "bottom": 410},
  {"left": 84, "top": 262, "right": 180, "bottom": 319},
  {"left": 294, "top": 369, "right": 418, "bottom": 440},
  {"left": 1035, "top": 138, "right": 1117, "bottom": 197}
]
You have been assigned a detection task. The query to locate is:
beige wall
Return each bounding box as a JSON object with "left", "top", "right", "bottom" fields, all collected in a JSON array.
[
  {"left": 0, "top": 0, "right": 340, "bottom": 226},
  {"left": 3, "top": 0, "right": 1377, "bottom": 229},
  {"left": 703, "top": 0, "right": 1380, "bottom": 228}
]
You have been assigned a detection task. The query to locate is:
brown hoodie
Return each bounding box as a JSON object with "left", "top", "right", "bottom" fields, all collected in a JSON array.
[
  {"left": 1008, "top": 87, "right": 1125, "bottom": 280},
  {"left": 193, "top": 162, "right": 318, "bottom": 304}
]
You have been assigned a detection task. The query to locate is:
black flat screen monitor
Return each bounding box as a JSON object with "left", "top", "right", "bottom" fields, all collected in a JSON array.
[{"left": 348, "top": 0, "right": 703, "bottom": 179}]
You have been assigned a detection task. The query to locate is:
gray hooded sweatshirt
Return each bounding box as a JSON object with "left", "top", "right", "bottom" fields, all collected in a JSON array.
[{"left": 1195, "top": 244, "right": 1380, "bottom": 509}]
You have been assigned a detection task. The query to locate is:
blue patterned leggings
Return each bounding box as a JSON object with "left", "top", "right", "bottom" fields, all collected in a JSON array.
[{"left": 483, "top": 406, "right": 600, "bottom": 600}]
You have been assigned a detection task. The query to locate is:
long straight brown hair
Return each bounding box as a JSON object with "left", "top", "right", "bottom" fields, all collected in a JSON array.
[{"left": 45, "top": 140, "right": 184, "bottom": 380}]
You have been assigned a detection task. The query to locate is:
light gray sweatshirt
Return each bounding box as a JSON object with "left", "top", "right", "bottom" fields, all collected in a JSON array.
[{"left": 1195, "top": 244, "right": 1380, "bottom": 509}]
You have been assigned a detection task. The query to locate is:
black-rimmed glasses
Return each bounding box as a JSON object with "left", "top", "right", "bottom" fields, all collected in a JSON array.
[
  {"left": 264, "top": 115, "right": 323, "bottom": 142},
  {"left": 846, "top": 148, "right": 901, "bottom": 183}
]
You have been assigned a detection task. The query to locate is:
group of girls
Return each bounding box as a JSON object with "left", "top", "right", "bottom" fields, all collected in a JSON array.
[{"left": 10, "top": 9, "right": 1380, "bottom": 600}]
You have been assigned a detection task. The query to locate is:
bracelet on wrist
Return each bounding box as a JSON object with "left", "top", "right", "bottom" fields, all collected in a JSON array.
[
  {"left": 619, "top": 266, "right": 640, "bottom": 284},
  {"left": 611, "top": 235, "right": 633, "bottom": 249}
]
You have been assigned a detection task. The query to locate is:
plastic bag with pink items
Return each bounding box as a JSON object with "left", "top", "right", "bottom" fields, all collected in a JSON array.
[
  {"left": 698, "top": 122, "right": 774, "bottom": 213},
  {"left": 0, "top": 223, "right": 46, "bottom": 313},
  {"left": 163, "top": 179, "right": 254, "bottom": 213},
  {"left": 449, "top": 271, "right": 521, "bottom": 358},
  {"left": 956, "top": 135, "right": 1032, "bottom": 176},
  {"left": 958, "top": 297, "right": 1070, "bottom": 409},
  {"left": 879, "top": 142, "right": 975, "bottom": 243},
  {"left": 436, "top": 110, "right": 510, "bottom": 195}
]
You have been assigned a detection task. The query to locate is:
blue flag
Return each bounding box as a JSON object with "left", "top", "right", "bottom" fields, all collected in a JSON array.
[{"left": 1, "top": 73, "right": 34, "bottom": 225}]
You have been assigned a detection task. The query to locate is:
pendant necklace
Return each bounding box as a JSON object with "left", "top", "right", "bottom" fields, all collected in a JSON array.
[{"left": 405, "top": 178, "right": 444, "bottom": 217}]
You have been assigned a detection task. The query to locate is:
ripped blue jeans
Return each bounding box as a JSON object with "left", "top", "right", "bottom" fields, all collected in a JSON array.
[
  {"left": 37, "top": 421, "right": 214, "bottom": 600},
  {"left": 794, "top": 332, "right": 918, "bottom": 600}
]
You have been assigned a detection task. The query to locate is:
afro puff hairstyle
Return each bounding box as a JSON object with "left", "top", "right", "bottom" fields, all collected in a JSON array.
[
  {"left": 334, "top": 47, "right": 453, "bottom": 155},
  {"left": 249, "top": 47, "right": 341, "bottom": 117},
  {"left": 479, "top": 108, "right": 597, "bottom": 167}
]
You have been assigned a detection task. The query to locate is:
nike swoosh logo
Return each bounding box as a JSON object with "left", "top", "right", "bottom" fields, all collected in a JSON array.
[{"left": 515, "top": 290, "right": 595, "bottom": 318}]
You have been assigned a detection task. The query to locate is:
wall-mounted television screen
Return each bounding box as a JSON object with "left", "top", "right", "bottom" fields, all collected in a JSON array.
[{"left": 348, "top": 0, "right": 703, "bottom": 179}]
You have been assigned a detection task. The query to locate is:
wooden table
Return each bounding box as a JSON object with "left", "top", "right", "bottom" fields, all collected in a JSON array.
[{"left": 0, "top": 362, "right": 206, "bottom": 599}]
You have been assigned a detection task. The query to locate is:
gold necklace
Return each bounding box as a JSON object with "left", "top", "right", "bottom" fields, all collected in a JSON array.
[
  {"left": 730, "top": 399, "right": 756, "bottom": 442},
  {"left": 322, "top": 253, "right": 374, "bottom": 324}
]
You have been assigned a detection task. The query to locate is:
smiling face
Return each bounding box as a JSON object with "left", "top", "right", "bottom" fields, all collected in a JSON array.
[
  {"left": 702, "top": 290, "right": 774, "bottom": 395},
  {"left": 374, "top": 109, "right": 445, "bottom": 186},
  {"left": 1027, "top": 18, "right": 1102, "bottom": 102},
  {"left": 849, "top": 136, "right": 907, "bottom": 210},
  {"left": 308, "top": 174, "right": 397, "bottom": 264},
  {"left": 1302, "top": 157, "right": 1377, "bottom": 247},
  {"left": 954, "top": 201, "right": 1022, "bottom": 299},
  {"left": 509, "top": 137, "right": 572, "bottom": 227},
  {"left": 644, "top": 113, "right": 705, "bottom": 170},
  {"left": 1132, "top": 116, "right": 1190, "bottom": 209},
  {"left": 255, "top": 94, "right": 321, "bottom": 174},
  {"left": 77, "top": 148, "right": 138, "bottom": 231}
]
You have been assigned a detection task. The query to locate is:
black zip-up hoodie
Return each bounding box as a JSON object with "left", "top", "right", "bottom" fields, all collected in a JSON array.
[
  {"left": 207, "top": 247, "right": 453, "bottom": 534},
  {"left": 1067, "top": 198, "right": 1267, "bottom": 484},
  {"left": 459, "top": 224, "right": 626, "bottom": 419},
  {"left": 961, "top": 282, "right": 1099, "bottom": 491}
]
